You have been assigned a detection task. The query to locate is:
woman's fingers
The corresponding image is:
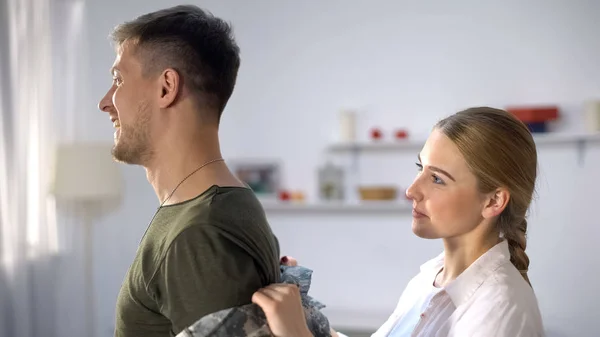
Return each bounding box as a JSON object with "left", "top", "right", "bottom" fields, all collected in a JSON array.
[
  {"left": 252, "top": 284, "right": 312, "bottom": 337},
  {"left": 251, "top": 289, "right": 270, "bottom": 306},
  {"left": 252, "top": 284, "right": 299, "bottom": 309},
  {"left": 259, "top": 287, "right": 285, "bottom": 302},
  {"left": 280, "top": 256, "right": 298, "bottom": 267}
]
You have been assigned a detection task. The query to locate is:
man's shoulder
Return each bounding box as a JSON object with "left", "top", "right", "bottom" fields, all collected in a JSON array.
[
  {"left": 203, "top": 185, "right": 278, "bottom": 251},
  {"left": 162, "top": 185, "right": 272, "bottom": 241},
  {"left": 167, "top": 185, "right": 269, "bottom": 231},
  {"left": 142, "top": 185, "right": 280, "bottom": 282},
  {"left": 139, "top": 184, "right": 275, "bottom": 260},
  {"left": 206, "top": 185, "right": 269, "bottom": 225}
]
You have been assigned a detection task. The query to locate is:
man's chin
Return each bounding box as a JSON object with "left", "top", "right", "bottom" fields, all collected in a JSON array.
[
  {"left": 111, "top": 141, "right": 151, "bottom": 166},
  {"left": 111, "top": 143, "right": 136, "bottom": 165}
]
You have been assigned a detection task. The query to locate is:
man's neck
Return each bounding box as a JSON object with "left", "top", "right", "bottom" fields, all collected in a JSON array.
[{"left": 144, "top": 128, "right": 237, "bottom": 205}]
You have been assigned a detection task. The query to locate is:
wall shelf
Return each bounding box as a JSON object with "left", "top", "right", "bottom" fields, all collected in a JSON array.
[
  {"left": 327, "top": 132, "right": 600, "bottom": 153},
  {"left": 327, "top": 132, "right": 600, "bottom": 167},
  {"left": 266, "top": 133, "right": 599, "bottom": 216},
  {"left": 533, "top": 132, "right": 600, "bottom": 145},
  {"left": 262, "top": 201, "right": 412, "bottom": 213}
]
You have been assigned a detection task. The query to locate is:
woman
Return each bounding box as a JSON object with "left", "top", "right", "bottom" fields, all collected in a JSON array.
[{"left": 252, "top": 107, "right": 545, "bottom": 337}]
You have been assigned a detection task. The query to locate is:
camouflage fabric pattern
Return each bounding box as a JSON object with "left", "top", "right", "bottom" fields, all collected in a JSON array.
[{"left": 176, "top": 265, "right": 331, "bottom": 337}]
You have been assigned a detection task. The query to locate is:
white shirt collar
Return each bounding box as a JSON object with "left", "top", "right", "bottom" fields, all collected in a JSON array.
[{"left": 420, "top": 240, "right": 511, "bottom": 307}]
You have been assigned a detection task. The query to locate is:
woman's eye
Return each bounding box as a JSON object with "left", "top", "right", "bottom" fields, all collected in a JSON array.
[{"left": 432, "top": 175, "right": 444, "bottom": 185}]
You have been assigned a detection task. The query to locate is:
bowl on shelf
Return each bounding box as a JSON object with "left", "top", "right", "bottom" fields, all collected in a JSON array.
[{"left": 358, "top": 186, "right": 397, "bottom": 201}]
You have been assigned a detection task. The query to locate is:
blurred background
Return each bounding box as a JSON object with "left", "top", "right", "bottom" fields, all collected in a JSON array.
[{"left": 1, "top": 0, "right": 600, "bottom": 336}]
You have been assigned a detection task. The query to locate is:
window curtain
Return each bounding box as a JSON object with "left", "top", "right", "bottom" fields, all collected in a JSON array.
[{"left": 0, "top": 0, "right": 89, "bottom": 336}]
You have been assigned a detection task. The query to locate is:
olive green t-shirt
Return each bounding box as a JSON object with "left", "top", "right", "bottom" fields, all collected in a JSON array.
[{"left": 114, "top": 185, "right": 281, "bottom": 337}]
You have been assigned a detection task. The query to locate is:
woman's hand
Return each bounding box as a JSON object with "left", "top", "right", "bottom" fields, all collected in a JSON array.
[
  {"left": 252, "top": 283, "right": 313, "bottom": 337},
  {"left": 280, "top": 256, "right": 298, "bottom": 266}
]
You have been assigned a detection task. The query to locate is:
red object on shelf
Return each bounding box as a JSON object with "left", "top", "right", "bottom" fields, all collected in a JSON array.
[
  {"left": 370, "top": 128, "right": 383, "bottom": 140},
  {"left": 278, "top": 190, "right": 291, "bottom": 201},
  {"left": 394, "top": 129, "right": 408, "bottom": 140},
  {"left": 506, "top": 106, "right": 559, "bottom": 123}
]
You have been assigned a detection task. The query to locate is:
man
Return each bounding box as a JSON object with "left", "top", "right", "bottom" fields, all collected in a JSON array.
[{"left": 97, "top": 5, "right": 281, "bottom": 337}]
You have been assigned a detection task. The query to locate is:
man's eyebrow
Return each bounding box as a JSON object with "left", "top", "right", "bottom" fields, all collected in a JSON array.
[{"left": 417, "top": 154, "right": 456, "bottom": 182}]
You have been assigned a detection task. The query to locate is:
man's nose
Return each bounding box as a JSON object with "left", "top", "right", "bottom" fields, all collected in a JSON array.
[{"left": 98, "top": 86, "right": 116, "bottom": 113}]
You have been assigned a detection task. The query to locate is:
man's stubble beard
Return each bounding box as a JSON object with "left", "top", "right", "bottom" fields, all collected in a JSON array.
[{"left": 111, "top": 101, "right": 154, "bottom": 165}]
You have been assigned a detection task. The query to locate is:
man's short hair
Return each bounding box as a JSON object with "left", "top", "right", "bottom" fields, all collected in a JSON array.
[{"left": 110, "top": 5, "right": 240, "bottom": 119}]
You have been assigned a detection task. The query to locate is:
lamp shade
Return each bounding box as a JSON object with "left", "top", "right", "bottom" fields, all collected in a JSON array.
[{"left": 51, "top": 142, "right": 122, "bottom": 200}]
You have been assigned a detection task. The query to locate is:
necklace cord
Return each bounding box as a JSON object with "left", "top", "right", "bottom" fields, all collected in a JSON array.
[
  {"left": 138, "top": 157, "right": 225, "bottom": 245},
  {"left": 160, "top": 157, "right": 225, "bottom": 207}
]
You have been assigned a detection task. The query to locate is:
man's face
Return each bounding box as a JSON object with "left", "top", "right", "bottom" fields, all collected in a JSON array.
[{"left": 98, "top": 42, "right": 155, "bottom": 165}]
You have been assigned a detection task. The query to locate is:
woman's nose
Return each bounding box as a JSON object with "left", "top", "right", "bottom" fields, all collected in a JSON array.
[{"left": 405, "top": 178, "right": 422, "bottom": 202}]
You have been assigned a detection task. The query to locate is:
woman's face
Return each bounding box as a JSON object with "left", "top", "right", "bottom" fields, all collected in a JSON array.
[{"left": 405, "top": 129, "right": 488, "bottom": 240}]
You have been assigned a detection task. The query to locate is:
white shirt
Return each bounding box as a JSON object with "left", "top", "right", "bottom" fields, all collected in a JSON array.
[
  {"left": 372, "top": 240, "right": 545, "bottom": 337},
  {"left": 387, "top": 283, "right": 443, "bottom": 336}
]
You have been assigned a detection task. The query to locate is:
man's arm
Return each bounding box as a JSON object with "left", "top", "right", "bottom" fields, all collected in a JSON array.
[{"left": 150, "top": 224, "right": 264, "bottom": 335}]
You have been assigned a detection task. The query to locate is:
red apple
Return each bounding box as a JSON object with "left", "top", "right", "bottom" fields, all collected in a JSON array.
[
  {"left": 395, "top": 129, "right": 408, "bottom": 139},
  {"left": 278, "top": 190, "right": 291, "bottom": 201},
  {"left": 370, "top": 128, "right": 383, "bottom": 140}
]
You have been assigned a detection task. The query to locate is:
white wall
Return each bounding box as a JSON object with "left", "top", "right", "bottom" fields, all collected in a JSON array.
[{"left": 82, "top": 1, "right": 600, "bottom": 336}]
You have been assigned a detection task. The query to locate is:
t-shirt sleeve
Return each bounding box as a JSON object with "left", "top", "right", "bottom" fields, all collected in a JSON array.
[{"left": 150, "top": 224, "right": 264, "bottom": 335}]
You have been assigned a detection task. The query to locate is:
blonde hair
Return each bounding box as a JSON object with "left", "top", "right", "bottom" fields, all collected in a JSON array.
[{"left": 436, "top": 107, "right": 537, "bottom": 286}]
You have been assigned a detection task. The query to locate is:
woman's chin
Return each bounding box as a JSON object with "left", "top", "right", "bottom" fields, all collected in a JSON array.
[{"left": 412, "top": 221, "right": 438, "bottom": 239}]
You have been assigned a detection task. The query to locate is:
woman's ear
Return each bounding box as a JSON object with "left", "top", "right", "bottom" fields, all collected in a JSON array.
[{"left": 482, "top": 187, "right": 510, "bottom": 219}]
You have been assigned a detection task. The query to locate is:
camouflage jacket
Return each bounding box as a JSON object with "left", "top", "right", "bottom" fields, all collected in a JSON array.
[{"left": 176, "top": 265, "right": 331, "bottom": 337}]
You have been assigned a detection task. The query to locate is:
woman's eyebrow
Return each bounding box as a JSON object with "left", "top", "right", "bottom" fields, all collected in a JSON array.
[{"left": 417, "top": 154, "right": 456, "bottom": 182}]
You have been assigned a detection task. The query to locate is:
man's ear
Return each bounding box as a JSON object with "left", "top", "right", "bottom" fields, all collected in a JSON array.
[
  {"left": 482, "top": 187, "right": 510, "bottom": 219},
  {"left": 157, "top": 68, "right": 180, "bottom": 108}
]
